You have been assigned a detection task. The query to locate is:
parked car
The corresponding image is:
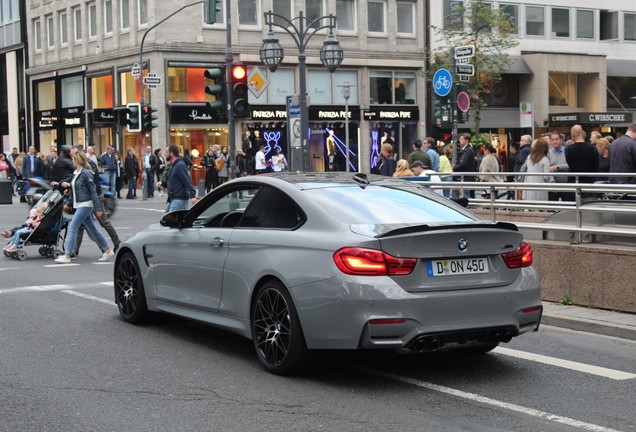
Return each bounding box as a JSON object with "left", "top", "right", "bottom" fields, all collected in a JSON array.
[{"left": 113, "top": 172, "right": 542, "bottom": 374}]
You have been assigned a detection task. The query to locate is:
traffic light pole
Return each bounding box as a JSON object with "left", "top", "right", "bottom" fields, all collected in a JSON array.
[
  {"left": 451, "top": 48, "right": 459, "bottom": 167},
  {"left": 224, "top": 0, "right": 236, "bottom": 180}
]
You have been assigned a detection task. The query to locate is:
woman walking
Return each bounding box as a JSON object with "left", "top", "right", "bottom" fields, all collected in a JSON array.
[
  {"left": 522, "top": 138, "right": 551, "bottom": 202},
  {"left": 54, "top": 151, "right": 115, "bottom": 264}
]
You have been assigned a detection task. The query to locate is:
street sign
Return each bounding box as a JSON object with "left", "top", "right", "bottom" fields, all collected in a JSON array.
[
  {"left": 459, "top": 75, "right": 470, "bottom": 82},
  {"left": 433, "top": 68, "right": 452, "bottom": 97},
  {"left": 458, "top": 58, "right": 470, "bottom": 64},
  {"left": 131, "top": 63, "right": 141, "bottom": 79},
  {"left": 142, "top": 73, "right": 163, "bottom": 87},
  {"left": 455, "top": 45, "right": 475, "bottom": 59},
  {"left": 457, "top": 91, "right": 470, "bottom": 112},
  {"left": 456, "top": 64, "right": 475, "bottom": 76},
  {"left": 247, "top": 66, "right": 269, "bottom": 98}
]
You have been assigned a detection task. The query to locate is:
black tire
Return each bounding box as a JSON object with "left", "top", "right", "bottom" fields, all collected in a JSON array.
[
  {"left": 16, "top": 250, "right": 27, "bottom": 261},
  {"left": 102, "top": 197, "right": 116, "bottom": 218},
  {"left": 114, "top": 251, "right": 149, "bottom": 324},
  {"left": 38, "top": 246, "right": 47, "bottom": 256},
  {"left": 251, "top": 280, "right": 308, "bottom": 375}
]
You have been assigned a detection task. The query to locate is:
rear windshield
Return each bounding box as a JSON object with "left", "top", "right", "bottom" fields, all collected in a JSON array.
[{"left": 305, "top": 185, "right": 475, "bottom": 224}]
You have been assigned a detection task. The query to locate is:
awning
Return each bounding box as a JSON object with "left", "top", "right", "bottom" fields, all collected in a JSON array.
[
  {"left": 607, "top": 60, "right": 636, "bottom": 77},
  {"left": 508, "top": 56, "right": 533, "bottom": 74},
  {"left": 460, "top": 108, "right": 524, "bottom": 129}
]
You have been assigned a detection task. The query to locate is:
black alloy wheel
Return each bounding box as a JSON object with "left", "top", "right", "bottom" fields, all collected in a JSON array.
[
  {"left": 251, "top": 281, "right": 308, "bottom": 375},
  {"left": 114, "top": 251, "right": 149, "bottom": 324}
]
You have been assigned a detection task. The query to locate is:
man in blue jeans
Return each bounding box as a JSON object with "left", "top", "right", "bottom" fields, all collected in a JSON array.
[
  {"left": 99, "top": 146, "right": 117, "bottom": 196},
  {"left": 163, "top": 144, "right": 198, "bottom": 213}
]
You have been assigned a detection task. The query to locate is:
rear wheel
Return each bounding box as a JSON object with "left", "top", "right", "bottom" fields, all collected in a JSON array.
[
  {"left": 114, "top": 251, "right": 149, "bottom": 324},
  {"left": 251, "top": 280, "right": 308, "bottom": 375},
  {"left": 16, "top": 250, "right": 27, "bottom": 261}
]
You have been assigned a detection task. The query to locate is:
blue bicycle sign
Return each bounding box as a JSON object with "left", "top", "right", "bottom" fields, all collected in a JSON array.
[{"left": 433, "top": 68, "right": 453, "bottom": 97}]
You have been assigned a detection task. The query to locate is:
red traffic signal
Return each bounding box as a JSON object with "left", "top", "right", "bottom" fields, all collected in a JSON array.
[
  {"left": 232, "top": 65, "right": 247, "bottom": 81},
  {"left": 231, "top": 65, "right": 249, "bottom": 118}
]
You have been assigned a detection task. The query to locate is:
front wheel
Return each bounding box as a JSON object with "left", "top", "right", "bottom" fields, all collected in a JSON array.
[
  {"left": 114, "top": 251, "right": 149, "bottom": 324},
  {"left": 251, "top": 280, "right": 308, "bottom": 375}
]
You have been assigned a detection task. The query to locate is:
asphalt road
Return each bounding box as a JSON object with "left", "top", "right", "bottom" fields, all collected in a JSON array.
[{"left": 1, "top": 197, "right": 635, "bottom": 432}]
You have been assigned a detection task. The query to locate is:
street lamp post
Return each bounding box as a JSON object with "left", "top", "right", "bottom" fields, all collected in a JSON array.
[
  {"left": 259, "top": 11, "right": 344, "bottom": 172},
  {"left": 337, "top": 82, "right": 355, "bottom": 172}
]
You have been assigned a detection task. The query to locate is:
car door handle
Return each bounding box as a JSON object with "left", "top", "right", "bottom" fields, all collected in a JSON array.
[{"left": 209, "top": 237, "right": 224, "bottom": 248}]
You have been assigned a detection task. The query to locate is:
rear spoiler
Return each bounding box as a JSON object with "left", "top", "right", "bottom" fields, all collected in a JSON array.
[{"left": 371, "top": 221, "right": 519, "bottom": 238}]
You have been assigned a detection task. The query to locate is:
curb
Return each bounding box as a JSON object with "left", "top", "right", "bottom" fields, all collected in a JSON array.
[{"left": 541, "top": 313, "right": 636, "bottom": 341}]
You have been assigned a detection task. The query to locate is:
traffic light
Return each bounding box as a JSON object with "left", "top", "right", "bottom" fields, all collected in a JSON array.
[
  {"left": 142, "top": 104, "right": 158, "bottom": 133},
  {"left": 434, "top": 95, "right": 450, "bottom": 123},
  {"left": 231, "top": 65, "right": 249, "bottom": 118},
  {"left": 204, "top": 66, "right": 226, "bottom": 115},
  {"left": 205, "top": 0, "right": 222, "bottom": 25},
  {"left": 125, "top": 102, "right": 141, "bottom": 133}
]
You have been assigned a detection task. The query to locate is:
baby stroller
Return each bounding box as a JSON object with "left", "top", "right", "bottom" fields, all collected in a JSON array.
[{"left": 3, "top": 189, "right": 68, "bottom": 261}]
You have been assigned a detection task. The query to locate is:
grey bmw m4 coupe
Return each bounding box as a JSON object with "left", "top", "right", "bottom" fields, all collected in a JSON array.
[{"left": 114, "top": 173, "right": 541, "bottom": 374}]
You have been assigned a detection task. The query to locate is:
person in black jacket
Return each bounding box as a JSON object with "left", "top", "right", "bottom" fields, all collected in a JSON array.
[
  {"left": 566, "top": 125, "right": 599, "bottom": 200},
  {"left": 453, "top": 133, "right": 476, "bottom": 198},
  {"left": 124, "top": 148, "right": 139, "bottom": 199},
  {"left": 513, "top": 135, "right": 532, "bottom": 172}
]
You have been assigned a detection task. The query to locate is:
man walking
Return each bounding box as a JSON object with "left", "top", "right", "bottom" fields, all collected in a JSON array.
[
  {"left": 609, "top": 123, "right": 636, "bottom": 184},
  {"left": 452, "top": 133, "right": 476, "bottom": 198},
  {"left": 567, "top": 125, "right": 599, "bottom": 199},
  {"left": 548, "top": 132, "right": 570, "bottom": 201},
  {"left": 142, "top": 145, "right": 156, "bottom": 198},
  {"left": 124, "top": 148, "right": 139, "bottom": 199},
  {"left": 100, "top": 146, "right": 117, "bottom": 196},
  {"left": 163, "top": 144, "right": 198, "bottom": 213},
  {"left": 406, "top": 139, "right": 431, "bottom": 169},
  {"left": 423, "top": 137, "right": 440, "bottom": 172}
]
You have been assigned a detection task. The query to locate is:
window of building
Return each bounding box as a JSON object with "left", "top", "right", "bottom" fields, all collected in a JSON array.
[
  {"left": 37, "top": 80, "right": 56, "bottom": 110},
  {"left": 472, "top": 1, "right": 492, "bottom": 34},
  {"left": 167, "top": 67, "right": 209, "bottom": 102},
  {"left": 526, "top": 5, "right": 545, "bottom": 36},
  {"left": 305, "top": 0, "right": 324, "bottom": 24},
  {"left": 238, "top": 0, "right": 258, "bottom": 26},
  {"left": 607, "top": 77, "right": 636, "bottom": 108},
  {"left": 62, "top": 75, "right": 85, "bottom": 108},
  {"left": 334, "top": 71, "right": 358, "bottom": 104},
  {"left": 625, "top": 13, "right": 636, "bottom": 41},
  {"left": 89, "top": 74, "right": 114, "bottom": 108},
  {"left": 600, "top": 10, "right": 618, "bottom": 40},
  {"left": 336, "top": 0, "right": 355, "bottom": 31},
  {"left": 576, "top": 9, "right": 594, "bottom": 39},
  {"left": 249, "top": 68, "right": 295, "bottom": 105},
  {"left": 368, "top": 0, "right": 386, "bottom": 34},
  {"left": 74, "top": 7, "right": 82, "bottom": 42},
  {"left": 47, "top": 15, "right": 54, "bottom": 49},
  {"left": 89, "top": 2, "right": 97, "bottom": 38},
  {"left": 549, "top": 72, "right": 577, "bottom": 107},
  {"left": 499, "top": 3, "right": 519, "bottom": 34},
  {"left": 552, "top": 7, "right": 569, "bottom": 37},
  {"left": 272, "top": 0, "right": 292, "bottom": 28},
  {"left": 370, "top": 71, "right": 416, "bottom": 105},
  {"left": 120, "top": 68, "right": 149, "bottom": 105},
  {"left": 397, "top": 2, "right": 414, "bottom": 35},
  {"left": 34, "top": 19, "right": 42, "bottom": 52},
  {"left": 121, "top": 0, "right": 130, "bottom": 30},
  {"left": 443, "top": 0, "right": 463, "bottom": 31},
  {"left": 60, "top": 12, "right": 68, "bottom": 46},
  {"left": 104, "top": 0, "right": 113, "bottom": 35},
  {"left": 138, "top": 0, "right": 147, "bottom": 26}
]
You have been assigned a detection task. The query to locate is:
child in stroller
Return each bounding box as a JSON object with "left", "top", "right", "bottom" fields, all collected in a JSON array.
[
  {"left": 2, "top": 189, "right": 68, "bottom": 261},
  {"left": 2, "top": 203, "right": 46, "bottom": 252}
]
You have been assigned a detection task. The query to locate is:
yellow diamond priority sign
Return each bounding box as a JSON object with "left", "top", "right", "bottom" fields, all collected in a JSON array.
[{"left": 247, "top": 66, "right": 269, "bottom": 98}]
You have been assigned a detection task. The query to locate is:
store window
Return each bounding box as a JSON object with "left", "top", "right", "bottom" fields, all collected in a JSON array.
[
  {"left": 37, "top": 81, "right": 56, "bottom": 111},
  {"left": 249, "top": 68, "right": 295, "bottom": 105},
  {"left": 336, "top": 0, "right": 355, "bottom": 31},
  {"left": 500, "top": 4, "right": 519, "bottom": 35},
  {"left": 60, "top": 12, "right": 68, "bottom": 45},
  {"left": 624, "top": 13, "right": 636, "bottom": 41},
  {"left": 526, "top": 5, "right": 545, "bottom": 36},
  {"left": 34, "top": 19, "right": 42, "bottom": 52},
  {"left": 397, "top": 2, "right": 414, "bottom": 35},
  {"left": 167, "top": 66, "right": 208, "bottom": 102},
  {"left": 121, "top": 0, "right": 130, "bottom": 30},
  {"left": 368, "top": 0, "right": 385, "bottom": 33},
  {"left": 62, "top": 76, "right": 84, "bottom": 108},
  {"left": 47, "top": 15, "right": 54, "bottom": 49},
  {"left": 74, "top": 7, "right": 82, "bottom": 42},
  {"left": 120, "top": 68, "right": 148, "bottom": 105},
  {"left": 552, "top": 8, "right": 570, "bottom": 38},
  {"left": 90, "top": 75, "right": 114, "bottom": 108},
  {"left": 104, "top": 0, "right": 113, "bottom": 35},
  {"left": 89, "top": 2, "right": 97, "bottom": 39},
  {"left": 306, "top": 70, "right": 359, "bottom": 105},
  {"left": 607, "top": 77, "right": 636, "bottom": 108},
  {"left": 549, "top": 72, "right": 577, "bottom": 107},
  {"left": 600, "top": 10, "right": 618, "bottom": 40},
  {"left": 576, "top": 9, "right": 594, "bottom": 39},
  {"left": 443, "top": 0, "right": 463, "bottom": 31},
  {"left": 370, "top": 71, "right": 416, "bottom": 105},
  {"left": 238, "top": 0, "right": 258, "bottom": 26},
  {"left": 138, "top": 0, "right": 147, "bottom": 26}
]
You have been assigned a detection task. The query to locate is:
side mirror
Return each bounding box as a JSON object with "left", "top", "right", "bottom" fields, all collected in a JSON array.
[{"left": 160, "top": 210, "right": 190, "bottom": 228}]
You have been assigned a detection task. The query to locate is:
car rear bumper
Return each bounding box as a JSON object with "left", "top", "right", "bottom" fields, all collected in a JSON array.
[{"left": 292, "top": 267, "right": 541, "bottom": 350}]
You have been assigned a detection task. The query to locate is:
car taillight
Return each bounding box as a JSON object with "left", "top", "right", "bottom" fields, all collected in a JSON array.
[
  {"left": 334, "top": 247, "right": 417, "bottom": 276},
  {"left": 502, "top": 242, "right": 533, "bottom": 269}
]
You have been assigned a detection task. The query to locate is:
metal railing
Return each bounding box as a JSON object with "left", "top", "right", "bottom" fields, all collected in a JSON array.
[{"left": 408, "top": 172, "right": 636, "bottom": 245}]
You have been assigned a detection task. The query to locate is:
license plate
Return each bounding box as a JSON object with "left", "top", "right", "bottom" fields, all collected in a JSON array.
[{"left": 426, "top": 258, "right": 489, "bottom": 277}]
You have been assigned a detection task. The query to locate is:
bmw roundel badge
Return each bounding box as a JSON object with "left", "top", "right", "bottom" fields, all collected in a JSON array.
[{"left": 458, "top": 238, "right": 468, "bottom": 252}]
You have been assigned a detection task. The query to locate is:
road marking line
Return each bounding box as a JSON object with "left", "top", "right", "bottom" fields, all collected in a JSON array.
[
  {"left": 494, "top": 347, "right": 636, "bottom": 381},
  {"left": 42, "top": 263, "right": 81, "bottom": 268},
  {"left": 0, "top": 281, "right": 111, "bottom": 295},
  {"left": 359, "top": 367, "right": 623, "bottom": 432},
  {"left": 61, "top": 289, "right": 114, "bottom": 305}
]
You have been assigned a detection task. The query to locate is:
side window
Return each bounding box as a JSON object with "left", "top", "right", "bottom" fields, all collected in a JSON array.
[
  {"left": 191, "top": 187, "right": 259, "bottom": 228},
  {"left": 240, "top": 187, "right": 304, "bottom": 229}
]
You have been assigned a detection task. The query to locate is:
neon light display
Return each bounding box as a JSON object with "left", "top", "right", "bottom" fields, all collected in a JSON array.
[
  {"left": 370, "top": 130, "right": 380, "bottom": 169},
  {"left": 325, "top": 128, "right": 357, "bottom": 171}
]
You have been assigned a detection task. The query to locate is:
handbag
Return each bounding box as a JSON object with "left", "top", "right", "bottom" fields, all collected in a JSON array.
[{"left": 215, "top": 157, "right": 225, "bottom": 171}]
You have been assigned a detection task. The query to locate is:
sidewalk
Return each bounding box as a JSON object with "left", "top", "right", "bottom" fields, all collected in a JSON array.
[{"left": 542, "top": 301, "right": 636, "bottom": 341}]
